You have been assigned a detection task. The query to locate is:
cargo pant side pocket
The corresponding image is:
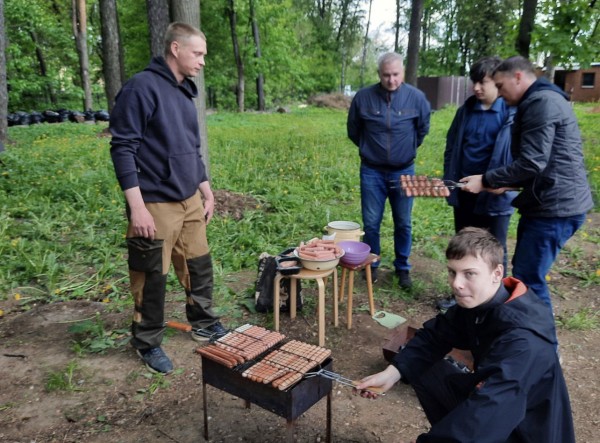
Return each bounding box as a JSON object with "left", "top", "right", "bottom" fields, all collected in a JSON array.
[{"left": 127, "top": 237, "right": 164, "bottom": 273}]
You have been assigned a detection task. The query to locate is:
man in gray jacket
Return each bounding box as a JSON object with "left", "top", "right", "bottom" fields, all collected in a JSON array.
[{"left": 461, "top": 56, "right": 593, "bottom": 314}]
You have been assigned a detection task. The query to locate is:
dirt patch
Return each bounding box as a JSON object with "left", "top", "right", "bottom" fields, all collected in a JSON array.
[
  {"left": 1, "top": 214, "right": 598, "bottom": 443},
  {"left": 307, "top": 93, "right": 352, "bottom": 110},
  {"left": 213, "top": 189, "right": 260, "bottom": 221}
]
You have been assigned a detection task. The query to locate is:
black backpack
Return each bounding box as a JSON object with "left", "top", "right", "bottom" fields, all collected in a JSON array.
[{"left": 254, "top": 252, "right": 302, "bottom": 313}]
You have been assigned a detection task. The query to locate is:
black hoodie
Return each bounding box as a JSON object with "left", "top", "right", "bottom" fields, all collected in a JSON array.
[{"left": 110, "top": 57, "right": 208, "bottom": 203}]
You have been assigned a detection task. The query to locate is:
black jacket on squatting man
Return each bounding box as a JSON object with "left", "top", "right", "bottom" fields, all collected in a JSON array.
[{"left": 393, "top": 277, "right": 575, "bottom": 443}]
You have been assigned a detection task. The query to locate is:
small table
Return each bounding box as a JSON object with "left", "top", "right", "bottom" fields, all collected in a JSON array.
[
  {"left": 338, "top": 253, "right": 380, "bottom": 329},
  {"left": 273, "top": 267, "right": 338, "bottom": 347}
]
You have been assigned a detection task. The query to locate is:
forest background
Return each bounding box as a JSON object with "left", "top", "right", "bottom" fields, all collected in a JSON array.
[{"left": 0, "top": 0, "right": 599, "bottom": 120}]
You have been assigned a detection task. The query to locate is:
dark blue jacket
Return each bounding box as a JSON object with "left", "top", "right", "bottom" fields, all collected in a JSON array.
[
  {"left": 110, "top": 57, "right": 208, "bottom": 203},
  {"left": 394, "top": 278, "right": 575, "bottom": 443},
  {"left": 347, "top": 83, "right": 430, "bottom": 169},
  {"left": 444, "top": 96, "right": 517, "bottom": 216}
]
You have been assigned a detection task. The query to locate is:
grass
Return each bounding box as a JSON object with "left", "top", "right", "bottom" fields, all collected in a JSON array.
[{"left": 1, "top": 105, "right": 598, "bottom": 321}]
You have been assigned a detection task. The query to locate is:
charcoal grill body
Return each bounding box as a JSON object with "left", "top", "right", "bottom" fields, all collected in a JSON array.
[{"left": 201, "top": 356, "right": 333, "bottom": 442}]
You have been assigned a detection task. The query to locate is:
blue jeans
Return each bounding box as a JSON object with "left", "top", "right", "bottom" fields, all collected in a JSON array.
[
  {"left": 512, "top": 214, "right": 586, "bottom": 310},
  {"left": 360, "top": 163, "right": 414, "bottom": 272}
]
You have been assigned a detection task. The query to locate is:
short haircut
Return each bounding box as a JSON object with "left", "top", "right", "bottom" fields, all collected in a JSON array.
[
  {"left": 446, "top": 227, "right": 503, "bottom": 270},
  {"left": 470, "top": 56, "right": 502, "bottom": 83},
  {"left": 493, "top": 55, "right": 535, "bottom": 76},
  {"left": 378, "top": 52, "right": 404, "bottom": 72},
  {"left": 164, "top": 22, "right": 205, "bottom": 58}
]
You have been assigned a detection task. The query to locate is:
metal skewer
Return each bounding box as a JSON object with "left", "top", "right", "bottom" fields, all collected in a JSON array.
[{"left": 304, "top": 368, "right": 386, "bottom": 395}]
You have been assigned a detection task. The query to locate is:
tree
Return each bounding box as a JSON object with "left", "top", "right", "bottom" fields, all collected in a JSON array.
[
  {"left": 359, "top": 0, "right": 372, "bottom": 88},
  {"left": 99, "top": 0, "right": 123, "bottom": 112},
  {"left": 0, "top": 0, "right": 6, "bottom": 152},
  {"left": 516, "top": 0, "right": 537, "bottom": 57},
  {"left": 146, "top": 0, "right": 169, "bottom": 57},
  {"left": 227, "top": 0, "right": 245, "bottom": 112},
  {"left": 405, "top": 0, "right": 423, "bottom": 85},
  {"left": 170, "top": 0, "right": 210, "bottom": 178},
  {"left": 249, "top": 0, "right": 265, "bottom": 111},
  {"left": 72, "top": 0, "right": 93, "bottom": 111}
]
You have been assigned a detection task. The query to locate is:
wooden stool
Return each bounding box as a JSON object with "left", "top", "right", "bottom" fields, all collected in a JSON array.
[
  {"left": 338, "top": 253, "right": 380, "bottom": 329},
  {"left": 273, "top": 267, "right": 338, "bottom": 347}
]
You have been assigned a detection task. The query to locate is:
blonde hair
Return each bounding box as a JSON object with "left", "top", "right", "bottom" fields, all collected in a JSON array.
[{"left": 164, "top": 22, "right": 205, "bottom": 58}]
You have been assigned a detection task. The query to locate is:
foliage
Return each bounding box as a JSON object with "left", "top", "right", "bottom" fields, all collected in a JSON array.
[
  {"left": 68, "top": 312, "right": 130, "bottom": 354},
  {"left": 45, "top": 360, "right": 82, "bottom": 392},
  {"left": 3, "top": 0, "right": 599, "bottom": 111},
  {"left": 555, "top": 308, "right": 600, "bottom": 330},
  {"left": 2, "top": 106, "right": 598, "bottom": 313}
]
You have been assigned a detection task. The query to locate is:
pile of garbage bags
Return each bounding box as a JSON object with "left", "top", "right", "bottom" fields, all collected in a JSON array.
[{"left": 7, "top": 110, "right": 110, "bottom": 126}]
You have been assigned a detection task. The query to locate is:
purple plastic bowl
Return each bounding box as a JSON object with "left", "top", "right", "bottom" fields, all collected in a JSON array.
[{"left": 337, "top": 241, "right": 370, "bottom": 265}]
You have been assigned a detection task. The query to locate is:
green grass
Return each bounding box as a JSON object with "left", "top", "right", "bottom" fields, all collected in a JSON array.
[{"left": 1, "top": 105, "right": 598, "bottom": 316}]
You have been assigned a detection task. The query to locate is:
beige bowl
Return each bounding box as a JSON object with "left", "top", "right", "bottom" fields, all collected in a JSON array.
[{"left": 293, "top": 249, "right": 344, "bottom": 271}]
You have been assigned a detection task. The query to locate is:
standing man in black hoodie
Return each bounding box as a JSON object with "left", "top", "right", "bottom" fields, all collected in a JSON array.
[
  {"left": 461, "top": 56, "right": 593, "bottom": 314},
  {"left": 110, "top": 22, "right": 227, "bottom": 375}
]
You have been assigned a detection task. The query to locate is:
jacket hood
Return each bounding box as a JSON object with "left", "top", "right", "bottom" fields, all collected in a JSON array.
[
  {"left": 522, "top": 77, "right": 569, "bottom": 103},
  {"left": 144, "top": 56, "right": 198, "bottom": 99}
]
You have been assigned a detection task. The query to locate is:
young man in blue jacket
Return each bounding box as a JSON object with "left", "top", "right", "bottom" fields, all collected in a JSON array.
[
  {"left": 347, "top": 53, "right": 431, "bottom": 289},
  {"left": 355, "top": 227, "right": 575, "bottom": 443},
  {"left": 440, "top": 56, "right": 516, "bottom": 310},
  {"left": 461, "top": 56, "right": 593, "bottom": 312},
  {"left": 110, "top": 23, "right": 227, "bottom": 374}
]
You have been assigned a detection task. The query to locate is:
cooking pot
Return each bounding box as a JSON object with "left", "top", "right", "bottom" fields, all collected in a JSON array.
[{"left": 323, "top": 220, "right": 364, "bottom": 243}]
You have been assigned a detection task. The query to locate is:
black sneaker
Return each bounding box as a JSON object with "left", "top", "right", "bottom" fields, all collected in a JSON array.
[
  {"left": 136, "top": 347, "right": 173, "bottom": 374},
  {"left": 192, "top": 321, "right": 229, "bottom": 343},
  {"left": 396, "top": 270, "right": 412, "bottom": 289}
]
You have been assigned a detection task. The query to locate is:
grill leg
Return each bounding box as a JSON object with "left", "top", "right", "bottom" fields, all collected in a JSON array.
[
  {"left": 327, "top": 391, "right": 332, "bottom": 443},
  {"left": 286, "top": 419, "right": 295, "bottom": 442},
  {"left": 203, "top": 380, "right": 209, "bottom": 440}
]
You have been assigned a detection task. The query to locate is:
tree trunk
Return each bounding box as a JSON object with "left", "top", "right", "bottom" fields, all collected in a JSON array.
[
  {"left": 359, "top": 0, "right": 373, "bottom": 88},
  {"left": 249, "top": 0, "right": 265, "bottom": 111},
  {"left": 147, "top": 0, "right": 169, "bottom": 57},
  {"left": 99, "top": 0, "right": 122, "bottom": 112},
  {"left": 72, "top": 0, "right": 93, "bottom": 111},
  {"left": 515, "top": 0, "right": 538, "bottom": 58},
  {"left": 227, "top": 0, "right": 245, "bottom": 112},
  {"left": 394, "top": 0, "right": 401, "bottom": 53},
  {"left": 170, "top": 0, "right": 211, "bottom": 178},
  {"left": 405, "top": 0, "right": 424, "bottom": 86},
  {"left": 28, "top": 30, "right": 57, "bottom": 106},
  {"left": 0, "top": 0, "right": 7, "bottom": 152}
]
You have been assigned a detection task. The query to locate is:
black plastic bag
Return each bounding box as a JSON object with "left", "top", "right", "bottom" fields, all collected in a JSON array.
[{"left": 254, "top": 252, "right": 302, "bottom": 313}]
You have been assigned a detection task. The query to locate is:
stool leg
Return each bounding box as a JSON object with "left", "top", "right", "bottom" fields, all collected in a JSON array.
[
  {"left": 347, "top": 270, "right": 355, "bottom": 329},
  {"left": 332, "top": 267, "right": 338, "bottom": 327},
  {"left": 273, "top": 273, "right": 283, "bottom": 332},
  {"left": 316, "top": 277, "right": 326, "bottom": 347},
  {"left": 290, "top": 276, "right": 297, "bottom": 320},
  {"left": 340, "top": 267, "right": 347, "bottom": 302},
  {"left": 365, "top": 265, "right": 375, "bottom": 316}
]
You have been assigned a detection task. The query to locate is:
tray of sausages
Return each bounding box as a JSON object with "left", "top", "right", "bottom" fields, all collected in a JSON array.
[
  {"left": 195, "top": 324, "right": 286, "bottom": 367},
  {"left": 400, "top": 175, "right": 454, "bottom": 198},
  {"left": 242, "top": 341, "right": 332, "bottom": 391}
]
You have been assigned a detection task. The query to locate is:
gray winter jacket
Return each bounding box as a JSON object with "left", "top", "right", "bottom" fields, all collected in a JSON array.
[{"left": 483, "top": 78, "right": 593, "bottom": 217}]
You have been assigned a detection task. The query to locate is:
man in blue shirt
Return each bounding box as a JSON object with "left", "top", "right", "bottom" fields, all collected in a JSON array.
[{"left": 347, "top": 53, "right": 431, "bottom": 289}]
